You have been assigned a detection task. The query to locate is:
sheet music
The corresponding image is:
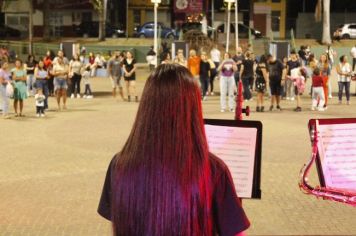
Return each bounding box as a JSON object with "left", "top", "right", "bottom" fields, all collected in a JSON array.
[
  {"left": 318, "top": 123, "right": 356, "bottom": 192},
  {"left": 205, "top": 125, "right": 257, "bottom": 198}
]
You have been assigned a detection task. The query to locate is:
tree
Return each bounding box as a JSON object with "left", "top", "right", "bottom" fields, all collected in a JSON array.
[
  {"left": 90, "top": 0, "right": 108, "bottom": 41},
  {"left": 321, "top": 0, "right": 331, "bottom": 44},
  {"left": 315, "top": 0, "right": 331, "bottom": 44}
]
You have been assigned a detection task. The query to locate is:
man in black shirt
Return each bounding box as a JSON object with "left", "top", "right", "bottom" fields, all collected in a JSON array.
[{"left": 267, "top": 54, "right": 286, "bottom": 111}]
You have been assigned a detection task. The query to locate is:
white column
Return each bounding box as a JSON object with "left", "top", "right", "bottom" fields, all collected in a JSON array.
[{"left": 226, "top": 2, "right": 232, "bottom": 52}]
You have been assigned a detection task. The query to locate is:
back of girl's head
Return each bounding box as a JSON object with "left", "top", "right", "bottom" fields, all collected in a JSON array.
[
  {"left": 339, "top": 55, "right": 346, "bottom": 63},
  {"left": 259, "top": 55, "right": 267, "bottom": 64},
  {"left": 112, "top": 64, "right": 213, "bottom": 236},
  {"left": 313, "top": 67, "right": 320, "bottom": 76}
]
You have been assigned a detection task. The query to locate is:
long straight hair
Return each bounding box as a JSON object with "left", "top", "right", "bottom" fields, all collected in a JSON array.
[{"left": 111, "top": 64, "right": 213, "bottom": 236}]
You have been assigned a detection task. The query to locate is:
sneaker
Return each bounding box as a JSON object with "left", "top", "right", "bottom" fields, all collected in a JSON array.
[
  {"left": 276, "top": 105, "right": 282, "bottom": 111},
  {"left": 36, "top": 114, "right": 40, "bottom": 117},
  {"left": 294, "top": 107, "right": 302, "bottom": 112},
  {"left": 256, "top": 106, "right": 260, "bottom": 112},
  {"left": 87, "top": 95, "right": 93, "bottom": 99},
  {"left": 40, "top": 113, "right": 45, "bottom": 117},
  {"left": 290, "top": 97, "right": 295, "bottom": 101},
  {"left": 76, "top": 94, "right": 81, "bottom": 99},
  {"left": 220, "top": 109, "right": 225, "bottom": 113},
  {"left": 286, "top": 97, "right": 290, "bottom": 100},
  {"left": 70, "top": 94, "right": 75, "bottom": 99},
  {"left": 311, "top": 107, "right": 316, "bottom": 111},
  {"left": 203, "top": 96, "right": 207, "bottom": 101},
  {"left": 211, "top": 92, "right": 214, "bottom": 96},
  {"left": 83, "top": 95, "right": 87, "bottom": 99},
  {"left": 347, "top": 101, "right": 351, "bottom": 105},
  {"left": 318, "top": 107, "right": 325, "bottom": 111},
  {"left": 328, "top": 95, "right": 332, "bottom": 99},
  {"left": 269, "top": 105, "right": 273, "bottom": 111}
]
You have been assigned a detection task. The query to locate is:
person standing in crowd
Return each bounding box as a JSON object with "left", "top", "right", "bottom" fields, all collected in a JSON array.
[
  {"left": 34, "top": 60, "right": 49, "bottom": 110},
  {"left": 69, "top": 53, "right": 83, "bottom": 99},
  {"left": 34, "top": 88, "right": 46, "bottom": 117},
  {"left": 107, "top": 51, "right": 125, "bottom": 100},
  {"left": 286, "top": 52, "right": 300, "bottom": 101},
  {"left": 161, "top": 52, "right": 172, "bottom": 64},
  {"left": 350, "top": 44, "right": 356, "bottom": 71},
  {"left": 288, "top": 67, "right": 306, "bottom": 112},
  {"left": 43, "top": 50, "right": 54, "bottom": 96},
  {"left": 11, "top": 59, "right": 27, "bottom": 117},
  {"left": 174, "top": 49, "right": 187, "bottom": 67},
  {"left": 0, "top": 62, "right": 11, "bottom": 119},
  {"left": 281, "top": 56, "right": 288, "bottom": 99},
  {"left": 53, "top": 50, "right": 69, "bottom": 66},
  {"left": 53, "top": 57, "right": 69, "bottom": 110},
  {"left": 123, "top": 51, "right": 138, "bottom": 102},
  {"left": 239, "top": 51, "right": 255, "bottom": 101},
  {"left": 210, "top": 45, "right": 220, "bottom": 95},
  {"left": 336, "top": 55, "right": 352, "bottom": 105},
  {"left": 298, "top": 45, "right": 307, "bottom": 66},
  {"left": 255, "top": 55, "right": 269, "bottom": 112},
  {"left": 97, "top": 64, "right": 250, "bottom": 236},
  {"left": 233, "top": 47, "right": 244, "bottom": 86},
  {"left": 146, "top": 46, "right": 156, "bottom": 71},
  {"left": 325, "top": 44, "right": 336, "bottom": 98},
  {"left": 318, "top": 54, "right": 331, "bottom": 108},
  {"left": 311, "top": 68, "right": 325, "bottom": 111},
  {"left": 25, "top": 54, "right": 37, "bottom": 97},
  {"left": 218, "top": 52, "right": 237, "bottom": 112},
  {"left": 267, "top": 54, "right": 286, "bottom": 111},
  {"left": 82, "top": 65, "right": 93, "bottom": 99},
  {"left": 199, "top": 52, "right": 211, "bottom": 100},
  {"left": 88, "top": 52, "right": 96, "bottom": 77},
  {"left": 188, "top": 49, "right": 201, "bottom": 86}
]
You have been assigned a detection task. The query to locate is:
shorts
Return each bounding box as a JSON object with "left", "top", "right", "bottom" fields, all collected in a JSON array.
[
  {"left": 255, "top": 79, "right": 266, "bottom": 93},
  {"left": 110, "top": 75, "right": 122, "bottom": 89},
  {"left": 54, "top": 78, "right": 68, "bottom": 90},
  {"left": 269, "top": 80, "right": 282, "bottom": 96}
]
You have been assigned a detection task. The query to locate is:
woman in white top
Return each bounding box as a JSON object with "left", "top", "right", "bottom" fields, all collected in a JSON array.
[
  {"left": 336, "top": 55, "right": 352, "bottom": 105},
  {"left": 34, "top": 61, "right": 49, "bottom": 109}
]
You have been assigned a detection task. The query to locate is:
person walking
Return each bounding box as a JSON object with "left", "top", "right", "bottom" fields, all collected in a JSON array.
[
  {"left": 34, "top": 61, "right": 49, "bottom": 110},
  {"left": 325, "top": 44, "right": 336, "bottom": 98},
  {"left": 311, "top": 68, "right": 325, "bottom": 111},
  {"left": 0, "top": 62, "right": 11, "bottom": 119},
  {"left": 187, "top": 49, "right": 201, "bottom": 87},
  {"left": 255, "top": 55, "right": 269, "bottom": 112},
  {"left": 336, "top": 55, "right": 352, "bottom": 105},
  {"left": 286, "top": 51, "right": 300, "bottom": 101},
  {"left": 123, "top": 51, "right": 138, "bottom": 102},
  {"left": 267, "top": 54, "right": 286, "bottom": 111},
  {"left": 318, "top": 54, "right": 331, "bottom": 108},
  {"left": 218, "top": 52, "right": 237, "bottom": 112},
  {"left": 43, "top": 50, "right": 54, "bottom": 96},
  {"left": 210, "top": 45, "right": 220, "bottom": 95},
  {"left": 107, "top": 51, "right": 125, "bottom": 100},
  {"left": 97, "top": 64, "right": 250, "bottom": 236},
  {"left": 53, "top": 57, "right": 69, "bottom": 110},
  {"left": 11, "top": 59, "right": 27, "bottom": 117},
  {"left": 199, "top": 52, "right": 211, "bottom": 100},
  {"left": 69, "top": 53, "right": 83, "bottom": 99},
  {"left": 239, "top": 51, "right": 255, "bottom": 101}
]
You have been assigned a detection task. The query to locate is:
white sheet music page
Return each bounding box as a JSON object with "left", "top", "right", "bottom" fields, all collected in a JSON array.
[
  {"left": 204, "top": 125, "right": 257, "bottom": 198},
  {"left": 318, "top": 123, "right": 356, "bottom": 192}
]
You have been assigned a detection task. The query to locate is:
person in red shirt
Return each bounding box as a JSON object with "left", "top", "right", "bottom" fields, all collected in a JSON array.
[{"left": 311, "top": 68, "right": 325, "bottom": 111}]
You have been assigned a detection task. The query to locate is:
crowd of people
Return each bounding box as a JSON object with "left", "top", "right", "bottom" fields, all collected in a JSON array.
[
  {"left": 0, "top": 48, "right": 139, "bottom": 119},
  {"left": 148, "top": 43, "right": 356, "bottom": 113}
]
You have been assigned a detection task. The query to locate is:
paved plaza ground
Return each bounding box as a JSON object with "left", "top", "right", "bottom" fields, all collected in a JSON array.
[{"left": 0, "top": 67, "right": 356, "bottom": 236}]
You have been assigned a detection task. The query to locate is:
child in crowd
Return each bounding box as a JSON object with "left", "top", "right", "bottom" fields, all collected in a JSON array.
[
  {"left": 288, "top": 67, "right": 306, "bottom": 112},
  {"left": 35, "top": 88, "right": 46, "bottom": 117},
  {"left": 311, "top": 68, "right": 325, "bottom": 111},
  {"left": 82, "top": 64, "right": 93, "bottom": 99}
]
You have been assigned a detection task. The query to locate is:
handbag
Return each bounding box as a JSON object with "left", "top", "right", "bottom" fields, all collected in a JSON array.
[{"left": 5, "top": 82, "right": 14, "bottom": 98}]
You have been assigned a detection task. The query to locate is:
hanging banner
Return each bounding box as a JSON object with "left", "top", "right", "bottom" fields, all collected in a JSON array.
[{"left": 174, "top": 0, "right": 203, "bottom": 13}]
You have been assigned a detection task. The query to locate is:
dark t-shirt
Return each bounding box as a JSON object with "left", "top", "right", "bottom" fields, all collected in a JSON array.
[
  {"left": 241, "top": 59, "right": 254, "bottom": 78},
  {"left": 287, "top": 60, "right": 300, "bottom": 75},
  {"left": 98, "top": 153, "right": 250, "bottom": 236},
  {"left": 200, "top": 61, "right": 211, "bottom": 78},
  {"left": 123, "top": 58, "right": 136, "bottom": 80},
  {"left": 268, "top": 59, "right": 284, "bottom": 82},
  {"left": 232, "top": 54, "right": 244, "bottom": 72},
  {"left": 26, "top": 60, "right": 37, "bottom": 75}
]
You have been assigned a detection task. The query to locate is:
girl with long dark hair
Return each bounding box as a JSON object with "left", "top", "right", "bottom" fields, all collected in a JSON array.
[{"left": 98, "top": 64, "right": 249, "bottom": 236}]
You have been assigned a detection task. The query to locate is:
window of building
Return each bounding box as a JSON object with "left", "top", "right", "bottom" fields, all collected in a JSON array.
[{"left": 271, "top": 11, "right": 280, "bottom": 32}]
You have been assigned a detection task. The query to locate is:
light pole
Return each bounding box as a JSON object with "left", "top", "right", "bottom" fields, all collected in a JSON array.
[
  {"left": 235, "top": 0, "right": 239, "bottom": 52},
  {"left": 225, "top": 0, "right": 234, "bottom": 52},
  {"left": 151, "top": 0, "right": 161, "bottom": 67}
]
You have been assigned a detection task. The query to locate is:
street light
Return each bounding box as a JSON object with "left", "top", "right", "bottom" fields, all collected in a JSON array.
[
  {"left": 151, "top": 0, "right": 161, "bottom": 67},
  {"left": 235, "top": 0, "right": 239, "bottom": 52},
  {"left": 224, "top": 0, "right": 234, "bottom": 52}
]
